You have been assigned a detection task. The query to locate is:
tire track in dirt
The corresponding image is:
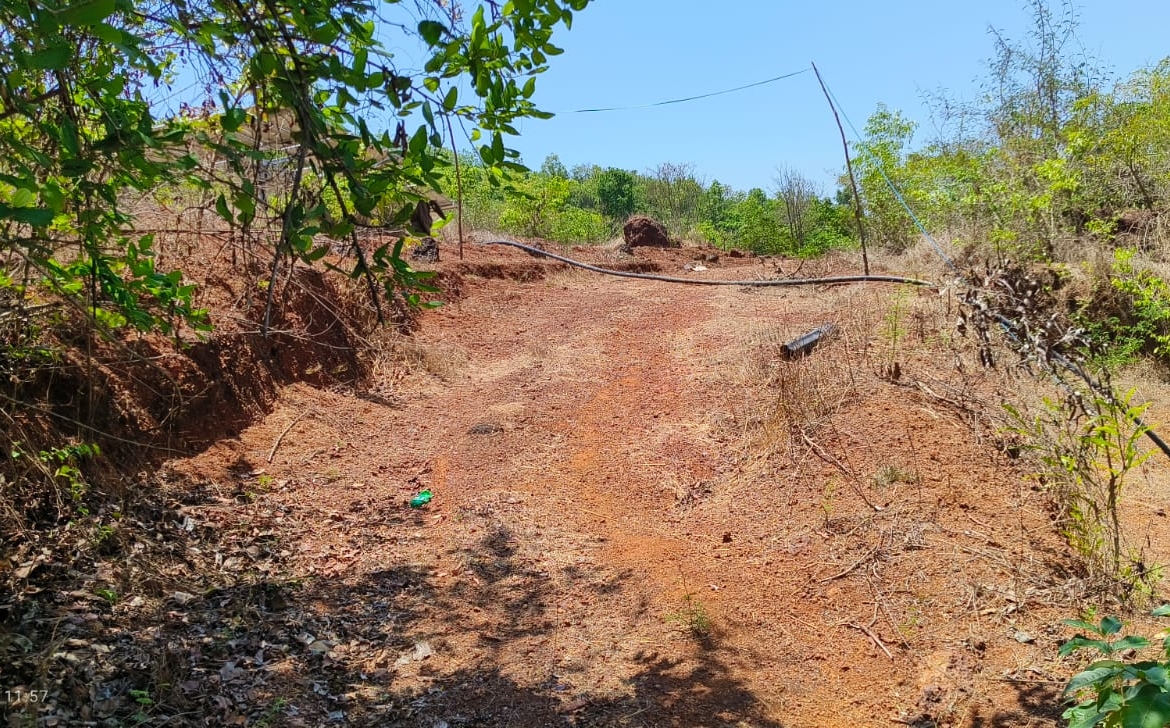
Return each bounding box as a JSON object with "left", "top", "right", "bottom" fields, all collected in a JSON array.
[
  {"left": 362, "top": 264, "right": 788, "bottom": 724},
  {"left": 532, "top": 285, "right": 720, "bottom": 589}
]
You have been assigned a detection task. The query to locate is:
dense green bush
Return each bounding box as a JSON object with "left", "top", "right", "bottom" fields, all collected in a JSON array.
[
  {"left": 1075, "top": 248, "right": 1170, "bottom": 367},
  {"left": 847, "top": 2, "right": 1170, "bottom": 261}
]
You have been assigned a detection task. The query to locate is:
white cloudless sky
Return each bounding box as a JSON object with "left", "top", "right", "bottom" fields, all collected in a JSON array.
[{"left": 502, "top": 1, "right": 1170, "bottom": 194}]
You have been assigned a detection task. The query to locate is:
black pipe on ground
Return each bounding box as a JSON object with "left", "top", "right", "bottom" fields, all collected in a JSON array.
[
  {"left": 480, "top": 240, "right": 934, "bottom": 288},
  {"left": 781, "top": 325, "right": 836, "bottom": 360}
]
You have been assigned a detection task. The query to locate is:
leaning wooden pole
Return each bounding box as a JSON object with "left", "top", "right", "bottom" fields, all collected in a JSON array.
[{"left": 812, "top": 62, "right": 869, "bottom": 276}]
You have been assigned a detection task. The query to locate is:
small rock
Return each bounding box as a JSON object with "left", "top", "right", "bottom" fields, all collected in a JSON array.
[
  {"left": 395, "top": 640, "right": 434, "bottom": 665},
  {"left": 1012, "top": 630, "right": 1035, "bottom": 644},
  {"left": 307, "top": 640, "right": 331, "bottom": 653},
  {"left": 170, "top": 591, "right": 197, "bottom": 605}
]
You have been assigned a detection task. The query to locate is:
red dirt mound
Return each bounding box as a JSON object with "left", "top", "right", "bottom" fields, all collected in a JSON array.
[{"left": 622, "top": 215, "right": 676, "bottom": 252}]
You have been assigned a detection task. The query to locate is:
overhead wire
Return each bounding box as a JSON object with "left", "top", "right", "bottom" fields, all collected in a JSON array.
[
  {"left": 560, "top": 67, "right": 811, "bottom": 114},
  {"left": 821, "top": 82, "right": 958, "bottom": 272}
]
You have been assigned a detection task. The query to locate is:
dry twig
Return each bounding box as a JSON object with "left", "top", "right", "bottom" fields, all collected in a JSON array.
[
  {"left": 267, "top": 408, "right": 314, "bottom": 462},
  {"left": 848, "top": 621, "right": 893, "bottom": 659},
  {"left": 801, "top": 431, "right": 882, "bottom": 511},
  {"left": 817, "top": 546, "right": 878, "bottom": 583}
]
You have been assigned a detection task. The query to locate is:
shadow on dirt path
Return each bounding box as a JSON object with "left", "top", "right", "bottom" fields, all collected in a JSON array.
[{"left": 285, "top": 564, "right": 786, "bottom": 727}]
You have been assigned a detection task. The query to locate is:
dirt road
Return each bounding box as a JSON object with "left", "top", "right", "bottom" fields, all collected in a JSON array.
[{"left": 176, "top": 244, "right": 1073, "bottom": 727}]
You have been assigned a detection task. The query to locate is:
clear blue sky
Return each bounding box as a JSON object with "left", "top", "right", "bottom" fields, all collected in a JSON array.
[{"left": 502, "top": 0, "right": 1170, "bottom": 194}]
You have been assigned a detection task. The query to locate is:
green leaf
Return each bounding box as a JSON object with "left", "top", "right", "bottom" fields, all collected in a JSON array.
[
  {"left": 1120, "top": 684, "right": 1170, "bottom": 728},
  {"left": 60, "top": 119, "right": 81, "bottom": 156},
  {"left": 29, "top": 45, "right": 72, "bottom": 70},
  {"left": 477, "top": 143, "right": 494, "bottom": 165},
  {"left": 215, "top": 194, "right": 232, "bottom": 224},
  {"left": 89, "top": 21, "right": 122, "bottom": 43},
  {"left": 491, "top": 132, "right": 504, "bottom": 164},
  {"left": 41, "top": 184, "right": 64, "bottom": 213},
  {"left": 0, "top": 204, "right": 53, "bottom": 227},
  {"left": 1066, "top": 665, "right": 1126, "bottom": 695},
  {"left": 1114, "top": 636, "right": 1153, "bottom": 652},
  {"left": 1067, "top": 617, "right": 1099, "bottom": 636},
  {"left": 1143, "top": 666, "right": 1170, "bottom": 689},
  {"left": 443, "top": 86, "right": 458, "bottom": 111},
  {"left": 1102, "top": 617, "right": 1125, "bottom": 637},
  {"left": 10, "top": 188, "right": 36, "bottom": 208},
  {"left": 221, "top": 108, "right": 247, "bottom": 133},
  {"left": 56, "top": 0, "right": 117, "bottom": 26},
  {"left": 233, "top": 190, "right": 255, "bottom": 226},
  {"left": 255, "top": 49, "right": 280, "bottom": 76},
  {"left": 1063, "top": 701, "right": 1109, "bottom": 728},
  {"left": 1152, "top": 605, "right": 1170, "bottom": 618},
  {"left": 408, "top": 124, "right": 427, "bottom": 155},
  {"left": 418, "top": 20, "right": 445, "bottom": 46},
  {"left": 304, "top": 245, "right": 330, "bottom": 262}
]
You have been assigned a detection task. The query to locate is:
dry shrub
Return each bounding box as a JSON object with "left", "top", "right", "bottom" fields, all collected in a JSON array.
[
  {"left": 546, "top": 265, "right": 590, "bottom": 288},
  {"left": 768, "top": 344, "right": 859, "bottom": 438},
  {"left": 361, "top": 329, "right": 468, "bottom": 390},
  {"left": 870, "top": 233, "right": 964, "bottom": 283}
]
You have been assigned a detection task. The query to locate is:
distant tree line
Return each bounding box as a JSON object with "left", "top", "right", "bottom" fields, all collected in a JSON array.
[{"left": 444, "top": 154, "right": 857, "bottom": 257}]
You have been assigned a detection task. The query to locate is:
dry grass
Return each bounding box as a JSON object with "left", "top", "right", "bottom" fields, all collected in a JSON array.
[
  {"left": 869, "top": 234, "right": 965, "bottom": 283},
  {"left": 726, "top": 289, "right": 883, "bottom": 462},
  {"left": 361, "top": 330, "right": 469, "bottom": 390}
]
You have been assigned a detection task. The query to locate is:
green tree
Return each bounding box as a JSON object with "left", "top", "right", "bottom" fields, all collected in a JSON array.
[
  {"left": 852, "top": 104, "right": 919, "bottom": 250},
  {"left": 696, "top": 179, "right": 739, "bottom": 247},
  {"left": 729, "top": 188, "right": 784, "bottom": 254},
  {"left": 443, "top": 153, "right": 509, "bottom": 232},
  {"left": 640, "top": 162, "right": 704, "bottom": 236},
  {"left": 595, "top": 167, "right": 637, "bottom": 222},
  {"left": 1070, "top": 59, "right": 1170, "bottom": 218},
  {"left": 0, "top": 0, "right": 591, "bottom": 335},
  {"left": 498, "top": 172, "right": 606, "bottom": 243},
  {"left": 541, "top": 153, "right": 569, "bottom": 178},
  {"left": 802, "top": 197, "right": 856, "bottom": 257},
  {"left": 774, "top": 166, "right": 820, "bottom": 251},
  {"left": 907, "top": 0, "right": 1104, "bottom": 256}
]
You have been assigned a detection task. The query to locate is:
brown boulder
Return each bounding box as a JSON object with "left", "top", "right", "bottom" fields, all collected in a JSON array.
[{"left": 621, "top": 216, "right": 676, "bottom": 252}]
